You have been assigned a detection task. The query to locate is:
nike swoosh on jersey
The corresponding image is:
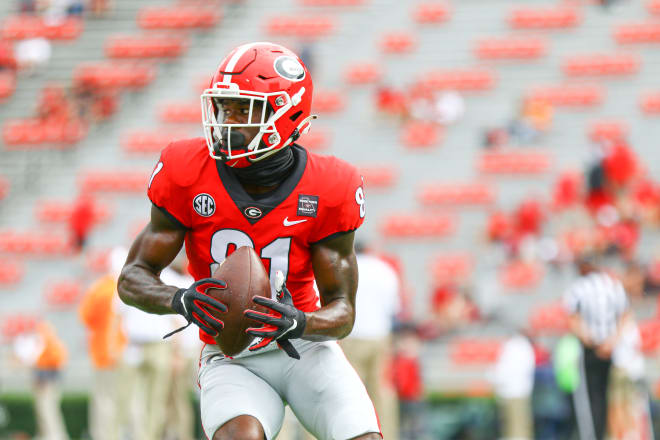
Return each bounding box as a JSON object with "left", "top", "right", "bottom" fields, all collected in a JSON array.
[{"left": 283, "top": 217, "right": 308, "bottom": 227}]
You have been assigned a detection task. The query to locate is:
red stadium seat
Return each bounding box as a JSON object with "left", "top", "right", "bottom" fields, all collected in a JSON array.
[
  {"left": 477, "top": 150, "right": 552, "bottom": 174},
  {"left": 648, "top": 0, "right": 660, "bottom": 15},
  {"left": 475, "top": 36, "right": 547, "bottom": 60},
  {"left": 380, "top": 31, "right": 416, "bottom": 54},
  {"left": 0, "top": 230, "right": 72, "bottom": 255},
  {"left": 640, "top": 92, "right": 660, "bottom": 114},
  {"left": 413, "top": 3, "right": 450, "bottom": 24},
  {"left": 312, "top": 90, "right": 346, "bottom": 113},
  {"left": 401, "top": 121, "right": 442, "bottom": 149},
  {"left": 158, "top": 102, "right": 201, "bottom": 123},
  {"left": 74, "top": 62, "right": 156, "bottom": 89},
  {"left": 418, "top": 68, "right": 496, "bottom": 92},
  {"left": 588, "top": 119, "right": 629, "bottom": 142},
  {"left": 508, "top": 6, "right": 581, "bottom": 29},
  {"left": 86, "top": 248, "right": 111, "bottom": 274},
  {"left": 344, "top": 62, "right": 382, "bottom": 85},
  {"left": 381, "top": 213, "right": 455, "bottom": 238},
  {"left": 265, "top": 15, "right": 335, "bottom": 38},
  {"left": 449, "top": 338, "right": 503, "bottom": 365},
  {"left": 44, "top": 280, "right": 81, "bottom": 307},
  {"left": 0, "top": 72, "right": 16, "bottom": 101},
  {"left": 562, "top": 53, "right": 640, "bottom": 77},
  {"left": 298, "top": 129, "right": 330, "bottom": 151},
  {"left": 35, "top": 200, "right": 112, "bottom": 225},
  {"left": 499, "top": 260, "right": 544, "bottom": 289},
  {"left": 527, "top": 84, "right": 604, "bottom": 107},
  {"left": 1, "top": 314, "right": 38, "bottom": 340},
  {"left": 138, "top": 6, "right": 221, "bottom": 29},
  {"left": 2, "top": 15, "right": 83, "bottom": 40},
  {"left": 299, "top": 0, "right": 364, "bottom": 5},
  {"left": 430, "top": 252, "right": 473, "bottom": 284},
  {"left": 0, "top": 259, "right": 23, "bottom": 286},
  {"left": 105, "top": 35, "right": 188, "bottom": 59},
  {"left": 78, "top": 170, "right": 148, "bottom": 193},
  {"left": 0, "top": 176, "right": 8, "bottom": 201},
  {"left": 419, "top": 182, "right": 495, "bottom": 206},
  {"left": 2, "top": 118, "right": 88, "bottom": 147},
  {"left": 614, "top": 23, "right": 660, "bottom": 44},
  {"left": 121, "top": 129, "right": 191, "bottom": 153},
  {"left": 529, "top": 302, "right": 568, "bottom": 333},
  {"left": 359, "top": 165, "right": 397, "bottom": 189},
  {"left": 639, "top": 320, "right": 660, "bottom": 354}
]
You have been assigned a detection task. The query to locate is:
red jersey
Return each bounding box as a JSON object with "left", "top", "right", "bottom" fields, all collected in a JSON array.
[{"left": 147, "top": 139, "right": 365, "bottom": 344}]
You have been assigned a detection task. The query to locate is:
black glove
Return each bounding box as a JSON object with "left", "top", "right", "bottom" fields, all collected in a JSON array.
[
  {"left": 164, "top": 278, "right": 228, "bottom": 339},
  {"left": 244, "top": 271, "right": 306, "bottom": 359}
]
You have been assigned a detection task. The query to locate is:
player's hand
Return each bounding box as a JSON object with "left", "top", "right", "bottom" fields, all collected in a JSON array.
[
  {"left": 164, "top": 278, "right": 228, "bottom": 339},
  {"left": 245, "top": 271, "right": 306, "bottom": 359}
]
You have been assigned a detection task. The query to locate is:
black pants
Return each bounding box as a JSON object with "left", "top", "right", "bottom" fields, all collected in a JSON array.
[{"left": 575, "top": 345, "right": 611, "bottom": 440}]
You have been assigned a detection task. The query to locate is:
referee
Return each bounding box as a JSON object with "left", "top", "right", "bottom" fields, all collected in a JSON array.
[{"left": 563, "top": 254, "right": 630, "bottom": 440}]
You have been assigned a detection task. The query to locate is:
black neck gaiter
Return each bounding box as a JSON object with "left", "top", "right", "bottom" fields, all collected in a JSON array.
[{"left": 229, "top": 147, "right": 296, "bottom": 187}]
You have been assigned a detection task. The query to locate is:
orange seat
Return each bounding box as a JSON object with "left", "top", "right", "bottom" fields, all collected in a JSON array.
[
  {"left": 562, "top": 53, "right": 640, "bottom": 76},
  {"left": 78, "top": 170, "right": 148, "bottom": 193},
  {"left": 138, "top": 6, "right": 221, "bottom": 29},
  {"left": 105, "top": 35, "right": 188, "bottom": 59},
  {"left": 74, "top": 62, "right": 156, "bottom": 89},
  {"left": 158, "top": 102, "right": 201, "bottom": 123},
  {"left": 430, "top": 252, "right": 473, "bottom": 284},
  {"left": 2, "top": 15, "right": 83, "bottom": 40},
  {"left": 478, "top": 150, "right": 552, "bottom": 174},
  {"left": 1, "top": 314, "right": 38, "bottom": 340},
  {"left": 508, "top": 6, "right": 580, "bottom": 29},
  {"left": 0, "top": 259, "right": 23, "bottom": 285},
  {"left": 0, "top": 72, "right": 16, "bottom": 101},
  {"left": 529, "top": 302, "right": 568, "bottom": 333},
  {"left": 419, "top": 68, "right": 495, "bottom": 91},
  {"left": 265, "top": 15, "right": 334, "bottom": 38},
  {"left": 381, "top": 213, "right": 455, "bottom": 238},
  {"left": 588, "top": 119, "right": 628, "bottom": 142},
  {"left": 380, "top": 31, "right": 416, "bottom": 54},
  {"left": 449, "top": 338, "right": 503, "bottom": 365},
  {"left": 312, "top": 90, "right": 346, "bottom": 113},
  {"left": 640, "top": 92, "right": 660, "bottom": 114},
  {"left": 44, "top": 280, "right": 81, "bottom": 307},
  {"left": 401, "top": 121, "right": 441, "bottom": 148},
  {"left": 35, "top": 200, "right": 111, "bottom": 224},
  {"left": 0, "top": 230, "right": 72, "bottom": 255},
  {"left": 475, "top": 36, "right": 547, "bottom": 59},
  {"left": 614, "top": 22, "right": 660, "bottom": 44},
  {"left": 419, "top": 182, "right": 495, "bottom": 206},
  {"left": 2, "top": 118, "right": 88, "bottom": 147},
  {"left": 121, "top": 129, "right": 190, "bottom": 153},
  {"left": 344, "top": 62, "right": 382, "bottom": 84},
  {"left": 527, "top": 84, "right": 604, "bottom": 107},
  {"left": 648, "top": 0, "right": 660, "bottom": 15},
  {"left": 413, "top": 3, "right": 450, "bottom": 24},
  {"left": 499, "top": 260, "right": 544, "bottom": 290},
  {"left": 85, "top": 248, "right": 111, "bottom": 274},
  {"left": 359, "top": 165, "right": 397, "bottom": 190},
  {"left": 638, "top": 320, "right": 660, "bottom": 354},
  {"left": 298, "top": 129, "right": 329, "bottom": 151}
]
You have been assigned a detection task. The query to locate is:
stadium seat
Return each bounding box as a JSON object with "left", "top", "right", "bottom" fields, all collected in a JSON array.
[
  {"left": 614, "top": 23, "right": 660, "bottom": 44},
  {"left": 2, "top": 15, "right": 83, "bottom": 40},
  {"left": 77, "top": 170, "right": 148, "bottom": 193},
  {"left": 380, "top": 31, "right": 416, "bottom": 54},
  {"left": 401, "top": 121, "right": 441, "bottom": 148},
  {"left": 507, "top": 6, "right": 581, "bottom": 29},
  {"left": 527, "top": 84, "right": 604, "bottom": 107},
  {"left": 0, "top": 230, "right": 72, "bottom": 255},
  {"left": 74, "top": 62, "right": 156, "bottom": 89},
  {"left": 35, "top": 200, "right": 112, "bottom": 225},
  {"left": 2, "top": 118, "right": 88, "bottom": 147},
  {"left": 638, "top": 319, "right": 660, "bottom": 354},
  {"left": 418, "top": 68, "right": 496, "bottom": 92},
  {"left": 588, "top": 119, "right": 629, "bottom": 142},
  {"left": 430, "top": 252, "right": 473, "bottom": 284},
  {"left": 413, "top": 3, "right": 450, "bottom": 24},
  {"left": 650, "top": 0, "right": 660, "bottom": 14},
  {"left": 1, "top": 314, "right": 38, "bottom": 340},
  {"left": 44, "top": 280, "right": 81, "bottom": 307},
  {"left": 562, "top": 53, "right": 640, "bottom": 76},
  {"left": 312, "top": 90, "right": 346, "bottom": 113},
  {"left": 0, "top": 176, "right": 8, "bottom": 201},
  {"left": 299, "top": 0, "right": 364, "bottom": 5},
  {"left": 138, "top": 6, "right": 221, "bottom": 29},
  {"left": 121, "top": 129, "right": 191, "bottom": 153},
  {"left": 0, "top": 259, "right": 23, "bottom": 286},
  {"left": 528, "top": 302, "right": 568, "bottom": 333},
  {"left": 477, "top": 150, "right": 552, "bottom": 174},
  {"left": 419, "top": 182, "right": 495, "bottom": 206},
  {"left": 640, "top": 92, "right": 660, "bottom": 114},
  {"left": 381, "top": 213, "right": 455, "bottom": 238},
  {"left": 265, "top": 15, "right": 334, "bottom": 38},
  {"left": 449, "top": 338, "right": 502, "bottom": 365},
  {"left": 475, "top": 36, "right": 547, "bottom": 60},
  {"left": 0, "top": 71, "right": 16, "bottom": 101},
  {"left": 105, "top": 35, "right": 188, "bottom": 59},
  {"left": 499, "top": 260, "right": 544, "bottom": 289},
  {"left": 158, "top": 102, "right": 201, "bottom": 123},
  {"left": 359, "top": 165, "right": 397, "bottom": 189},
  {"left": 344, "top": 62, "right": 382, "bottom": 84},
  {"left": 86, "top": 248, "right": 111, "bottom": 274}
]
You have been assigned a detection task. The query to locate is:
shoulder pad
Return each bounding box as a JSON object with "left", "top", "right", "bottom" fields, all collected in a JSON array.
[{"left": 161, "top": 138, "right": 210, "bottom": 188}]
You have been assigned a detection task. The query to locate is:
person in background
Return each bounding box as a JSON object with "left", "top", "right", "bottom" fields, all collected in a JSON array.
[
  {"left": 13, "top": 320, "right": 69, "bottom": 440},
  {"left": 563, "top": 254, "right": 630, "bottom": 440},
  {"left": 340, "top": 240, "right": 402, "bottom": 440},
  {"left": 78, "top": 259, "right": 127, "bottom": 440},
  {"left": 68, "top": 190, "right": 96, "bottom": 253},
  {"left": 491, "top": 329, "right": 536, "bottom": 440}
]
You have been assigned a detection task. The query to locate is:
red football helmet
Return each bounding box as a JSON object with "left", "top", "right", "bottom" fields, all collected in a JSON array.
[{"left": 201, "top": 42, "right": 316, "bottom": 168}]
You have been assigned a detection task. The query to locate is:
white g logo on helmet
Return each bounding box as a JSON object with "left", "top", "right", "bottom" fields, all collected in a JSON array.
[{"left": 273, "top": 56, "right": 305, "bottom": 82}]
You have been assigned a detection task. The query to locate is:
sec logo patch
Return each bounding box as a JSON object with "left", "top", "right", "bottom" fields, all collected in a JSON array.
[{"left": 193, "top": 193, "right": 215, "bottom": 217}]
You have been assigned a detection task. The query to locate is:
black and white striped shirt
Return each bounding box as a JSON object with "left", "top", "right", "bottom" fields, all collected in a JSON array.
[{"left": 563, "top": 272, "right": 628, "bottom": 344}]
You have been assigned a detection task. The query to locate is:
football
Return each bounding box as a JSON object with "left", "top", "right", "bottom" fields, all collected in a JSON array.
[{"left": 206, "top": 246, "right": 271, "bottom": 356}]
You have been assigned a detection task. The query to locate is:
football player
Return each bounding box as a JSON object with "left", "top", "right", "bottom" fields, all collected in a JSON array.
[{"left": 117, "top": 42, "right": 381, "bottom": 440}]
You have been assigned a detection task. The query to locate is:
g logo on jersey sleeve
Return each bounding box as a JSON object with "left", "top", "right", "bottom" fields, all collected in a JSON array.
[{"left": 193, "top": 193, "right": 216, "bottom": 217}]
